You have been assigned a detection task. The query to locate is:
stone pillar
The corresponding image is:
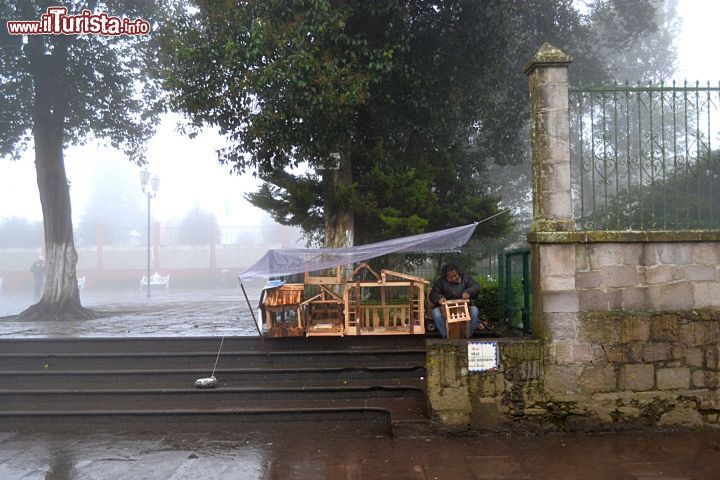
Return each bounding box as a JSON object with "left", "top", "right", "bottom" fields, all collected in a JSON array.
[
  {"left": 524, "top": 43, "right": 573, "bottom": 232},
  {"left": 525, "top": 45, "right": 582, "bottom": 397}
]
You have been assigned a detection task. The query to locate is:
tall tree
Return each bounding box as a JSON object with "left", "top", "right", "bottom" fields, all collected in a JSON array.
[
  {"left": 160, "top": 0, "right": 517, "bottom": 247},
  {"left": 0, "top": 1, "right": 166, "bottom": 320},
  {"left": 487, "top": 0, "right": 679, "bottom": 219},
  {"left": 159, "top": 0, "right": 673, "bottom": 247}
]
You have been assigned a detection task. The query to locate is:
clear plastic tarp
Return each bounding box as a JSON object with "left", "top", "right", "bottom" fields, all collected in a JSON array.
[{"left": 238, "top": 222, "right": 478, "bottom": 280}]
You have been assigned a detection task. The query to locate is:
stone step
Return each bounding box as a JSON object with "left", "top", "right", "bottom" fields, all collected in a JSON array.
[
  {"left": 0, "top": 336, "right": 426, "bottom": 354},
  {"left": 0, "top": 365, "right": 425, "bottom": 389},
  {"left": 0, "top": 398, "right": 430, "bottom": 436},
  {"left": 0, "top": 383, "right": 425, "bottom": 411},
  {"left": 0, "top": 335, "right": 430, "bottom": 435},
  {"left": 0, "top": 350, "right": 426, "bottom": 371}
]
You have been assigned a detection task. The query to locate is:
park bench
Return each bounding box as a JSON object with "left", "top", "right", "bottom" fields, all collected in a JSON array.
[{"left": 139, "top": 272, "right": 170, "bottom": 293}]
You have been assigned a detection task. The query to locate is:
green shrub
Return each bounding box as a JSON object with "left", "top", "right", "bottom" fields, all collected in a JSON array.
[{"left": 475, "top": 276, "right": 499, "bottom": 323}]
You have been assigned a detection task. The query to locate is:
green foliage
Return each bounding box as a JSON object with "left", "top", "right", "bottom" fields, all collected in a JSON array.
[
  {"left": 474, "top": 276, "right": 500, "bottom": 323},
  {"left": 580, "top": 151, "right": 720, "bottom": 230},
  {"left": 160, "top": 0, "right": 671, "bottom": 244},
  {"left": 159, "top": 0, "right": 529, "bottom": 243},
  {"left": 0, "top": 1, "right": 168, "bottom": 161}
]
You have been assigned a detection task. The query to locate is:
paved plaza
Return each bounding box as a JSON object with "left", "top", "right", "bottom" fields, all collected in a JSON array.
[
  {"left": 0, "top": 284, "right": 264, "bottom": 338},
  {"left": 1, "top": 424, "right": 719, "bottom": 479},
  {"left": 1, "top": 286, "right": 720, "bottom": 479}
]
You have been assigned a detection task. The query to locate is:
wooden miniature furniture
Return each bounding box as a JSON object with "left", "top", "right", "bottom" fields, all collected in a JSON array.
[
  {"left": 304, "top": 266, "right": 343, "bottom": 285},
  {"left": 263, "top": 284, "right": 304, "bottom": 337},
  {"left": 343, "top": 265, "right": 428, "bottom": 336},
  {"left": 442, "top": 299, "right": 471, "bottom": 339},
  {"left": 301, "top": 285, "right": 344, "bottom": 336},
  {"left": 443, "top": 300, "right": 470, "bottom": 323}
]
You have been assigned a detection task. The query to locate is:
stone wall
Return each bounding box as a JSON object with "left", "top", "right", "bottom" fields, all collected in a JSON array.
[
  {"left": 427, "top": 339, "right": 546, "bottom": 432},
  {"left": 524, "top": 232, "right": 720, "bottom": 430},
  {"left": 427, "top": 310, "right": 720, "bottom": 432},
  {"left": 426, "top": 44, "right": 720, "bottom": 432}
]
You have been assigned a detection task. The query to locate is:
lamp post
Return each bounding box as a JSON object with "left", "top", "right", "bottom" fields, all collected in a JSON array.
[{"left": 140, "top": 168, "right": 160, "bottom": 298}]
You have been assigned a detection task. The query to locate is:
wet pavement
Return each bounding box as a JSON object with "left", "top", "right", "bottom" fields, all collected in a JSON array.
[
  {"left": 2, "top": 287, "right": 720, "bottom": 478},
  {"left": 0, "top": 284, "right": 264, "bottom": 338},
  {"left": 1, "top": 424, "right": 719, "bottom": 479}
]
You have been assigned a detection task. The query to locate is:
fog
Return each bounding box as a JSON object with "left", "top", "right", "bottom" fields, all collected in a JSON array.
[
  {"left": 0, "top": 0, "right": 717, "bottom": 244},
  {"left": 0, "top": 114, "right": 273, "bottom": 228},
  {"left": 0, "top": 0, "right": 720, "bottom": 298}
]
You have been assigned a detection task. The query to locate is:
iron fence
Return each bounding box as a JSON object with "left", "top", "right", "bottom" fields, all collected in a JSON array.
[{"left": 570, "top": 82, "right": 720, "bottom": 231}]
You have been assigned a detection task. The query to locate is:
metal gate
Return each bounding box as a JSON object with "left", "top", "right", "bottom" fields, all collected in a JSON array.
[{"left": 498, "top": 248, "right": 531, "bottom": 334}]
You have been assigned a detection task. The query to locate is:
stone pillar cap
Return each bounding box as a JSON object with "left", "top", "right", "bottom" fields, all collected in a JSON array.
[{"left": 523, "top": 43, "right": 573, "bottom": 75}]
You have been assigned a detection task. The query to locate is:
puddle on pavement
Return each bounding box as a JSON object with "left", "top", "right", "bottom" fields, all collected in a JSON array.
[{"left": 1, "top": 425, "right": 720, "bottom": 480}]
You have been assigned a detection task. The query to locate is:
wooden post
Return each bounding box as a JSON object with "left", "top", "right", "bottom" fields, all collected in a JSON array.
[{"left": 354, "top": 282, "right": 361, "bottom": 335}]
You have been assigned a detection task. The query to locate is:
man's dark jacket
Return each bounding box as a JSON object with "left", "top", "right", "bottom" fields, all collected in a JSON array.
[{"left": 429, "top": 273, "right": 480, "bottom": 305}]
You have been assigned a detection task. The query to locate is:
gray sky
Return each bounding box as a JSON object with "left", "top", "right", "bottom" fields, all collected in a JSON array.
[{"left": 0, "top": 0, "right": 717, "bottom": 227}]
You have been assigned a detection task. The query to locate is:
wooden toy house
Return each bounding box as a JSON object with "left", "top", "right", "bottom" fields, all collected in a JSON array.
[
  {"left": 442, "top": 299, "right": 471, "bottom": 339},
  {"left": 262, "top": 283, "right": 304, "bottom": 337},
  {"left": 343, "top": 264, "right": 428, "bottom": 336},
  {"left": 301, "top": 285, "right": 345, "bottom": 336}
]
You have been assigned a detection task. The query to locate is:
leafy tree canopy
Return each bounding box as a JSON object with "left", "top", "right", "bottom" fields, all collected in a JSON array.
[
  {"left": 0, "top": 0, "right": 166, "bottom": 160},
  {"left": 159, "top": 0, "right": 672, "bottom": 245},
  {"left": 0, "top": 1, "right": 171, "bottom": 319}
]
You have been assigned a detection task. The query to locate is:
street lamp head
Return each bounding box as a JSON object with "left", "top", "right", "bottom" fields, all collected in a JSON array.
[
  {"left": 151, "top": 175, "right": 160, "bottom": 193},
  {"left": 140, "top": 168, "right": 150, "bottom": 189}
]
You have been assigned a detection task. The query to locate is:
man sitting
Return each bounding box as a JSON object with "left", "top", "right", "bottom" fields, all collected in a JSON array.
[{"left": 429, "top": 263, "right": 480, "bottom": 338}]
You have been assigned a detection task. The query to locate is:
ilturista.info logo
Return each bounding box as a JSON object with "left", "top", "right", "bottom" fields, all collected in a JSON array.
[{"left": 7, "top": 6, "right": 150, "bottom": 36}]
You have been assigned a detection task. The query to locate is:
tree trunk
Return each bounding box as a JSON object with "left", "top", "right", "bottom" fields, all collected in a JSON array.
[
  {"left": 18, "top": 36, "right": 96, "bottom": 321},
  {"left": 322, "top": 156, "right": 354, "bottom": 248}
]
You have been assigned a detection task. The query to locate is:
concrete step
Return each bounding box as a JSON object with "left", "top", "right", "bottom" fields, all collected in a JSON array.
[
  {"left": 0, "top": 350, "right": 425, "bottom": 371},
  {"left": 0, "top": 398, "right": 429, "bottom": 436},
  {"left": 0, "top": 365, "right": 425, "bottom": 389},
  {"left": 0, "top": 336, "right": 426, "bottom": 354},
  {"left": 0, "top": 384, "right": 425, "bottom": 411},
  {"left": 0, "top": 335, "right": 430, "bottom": 435}
]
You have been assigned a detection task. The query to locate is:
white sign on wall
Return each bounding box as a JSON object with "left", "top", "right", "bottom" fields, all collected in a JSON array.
[{"left": 467, "top": 341, "right": 499, "bottom": 372}]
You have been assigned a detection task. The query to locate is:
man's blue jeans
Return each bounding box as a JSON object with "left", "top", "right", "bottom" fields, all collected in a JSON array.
[{"left": 432, "top": 305, "right": 480, "bottom": 338}]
